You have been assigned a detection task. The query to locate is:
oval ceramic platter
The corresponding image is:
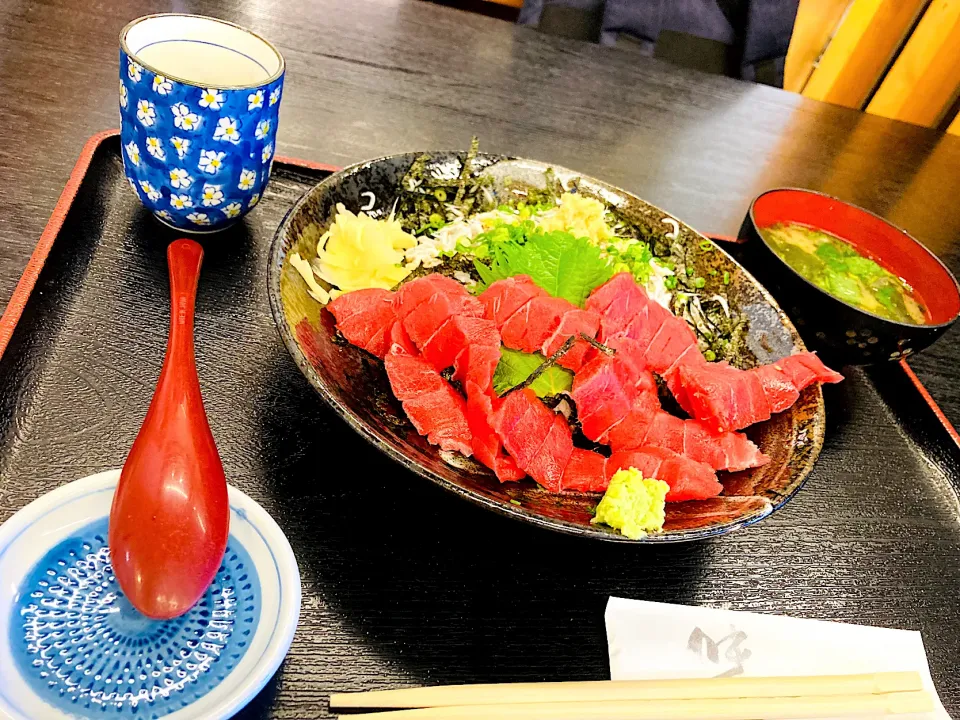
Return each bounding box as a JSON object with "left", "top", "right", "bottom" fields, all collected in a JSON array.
[{"left": 267, "top": 151, "right": 825, "bottom": 543}]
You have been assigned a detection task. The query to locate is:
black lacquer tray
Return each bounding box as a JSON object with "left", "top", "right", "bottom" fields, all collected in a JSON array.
[{"left": 1, "top": 132, "right": 959, "bottom": 717}]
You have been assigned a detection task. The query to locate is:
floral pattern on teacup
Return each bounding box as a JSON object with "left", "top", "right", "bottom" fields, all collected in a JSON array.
[{"left": 119, "top": 48, "right": 282, "bottom": 231}]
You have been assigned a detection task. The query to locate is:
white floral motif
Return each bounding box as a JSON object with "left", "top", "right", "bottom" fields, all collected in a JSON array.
[
  {"left": 156, "top": 210, "right": 173, "bottom": 221},
  {"left": 136, "top": 99, "right": 156, "bottom": 127},
  {"left": 127, "top": 60, "right": 142, "bottom": 82},
  {"left": 248, "top": 90, "right": 264, "bottom": 110},
  {"left": 249, "top": 192, "right": 260, "bottom": 207},
  {"left": 171, "top": 137, "right": 191, "bottom": 160},
  {"left": 119, "top": 82, "right": 128, "bottom": 109},
  {"left": 145, "top": 136, "right": 165, "bottom": 160},
  {"left": 187, "top": 212, "right": 211, "bottom": 226},
  {"left": 169, "top": 168, "right": 192, "bottom": 189},
  {"left": 124, "top": 141, "right": 140, "bottom": 166},
  {"left": 213, "top": 117, "right": 240, "bottom": 144},
  {"left": 170, "top": 194, "right": 193, "bottom": 210},
  {"left": 198, "top": 150, "right": 226, "bottom": 175},
  {"left": 201, "top": 184, "right": 224, "bottom": 207},
  {"left": 147, "top": 189, "right": 162, "bottom": 202},
  {"left": 261, "top": 143, "right": 273, "bottom": 164},
  {"left": 269, "top": 87, "right": 281, "bottom": 106},
  {"left": 223, "top": 202, "right": 243, "bottom": 218},
  {"left": 199, "top": 89, "right": 224, "bottom": 110},
  {"left": 153, "top": 75, "right": 173, "bottom": 95},
  {"left": 172, "top": 103, "right": 201, "bottom": 131},
  {"left": 255, "top": 119, "right": 271, "bottom": 140},
  {"left": 238, "top": 169, "right": 257, "bottom": 190}
]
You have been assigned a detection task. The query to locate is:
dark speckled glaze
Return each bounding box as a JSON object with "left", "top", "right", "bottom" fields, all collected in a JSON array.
[{"left": 267, "top": 151, "right": 826, "bottom": 543}]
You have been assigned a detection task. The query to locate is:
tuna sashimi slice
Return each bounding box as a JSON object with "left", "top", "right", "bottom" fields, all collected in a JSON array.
[
  {"left": 778, "top": 353, "right": 844, "bottom": 390},
  {"left": 604, "top": 407, "right": 656, "bottom": 450},
  {"left": 682, "top": 421, "right": 770, "bottom": 472},
  {"left": 401, "top": 292, "right": 475, "bottom": 350},
  {"left": 678, "top": 361, "right": 746, "bottom": 432},
  {"left": 494, "top": 390, "right": 553, "bottom": 468},
  {"left": 384, "top": 352, "right": 473, "bottom": 456},
  {"left": 393, "top": 274, "right": 483, "bottom": 320},
  {"left": 327, "top": 288, "right": 397, "bottom": 358},
  {"left": 572, "top": 354, "right": 640, "bottom": 442},
  {"left": 387, "top": 321, "right": 417, "bottom": 357},
  {"left": 752, "top": 364, "right": 800, "bottom": 413},
  {"left": 586, "top": 273, "right": 649, "bottom": 339},
  {"left": 494, "top": 389, "right": 571, "bottom": 492},
  {"left": 500, "top": 296, "right": 571, "bottom": 353},
  {"left": 479, "top": 275, "right": 547, "bottom": 327},
  {"left": 561, "top": 448, "right": 609, "bottom": 493},
  {"left": 606, "top": 447, "right": 722, "bottom": 502},
  {"left": 421, "top": 315, "right": 499, "bottom": 372},
  {"left": 454, "top": 344, "right": 502, "bottom": 395},
  {"left": 525, "top": 415, "right": 574, "bottom": 492},
  {"left": 541, "top": 308, "right": 602, "bottom": 371},
  {"left": 402, "top": 389, "right": 474, "bottom": 457},
  {"left": 383, "top": 352, "right": 446, "bottom": 401},
  {"left": 465, "top": 382, "right": 525, "bottom": 482},
  {"left": 642, "top": 316, "right": 698, "bottom": 374},
  {"left": 643, "top": 411, "right": 685, "bottom": 454}
]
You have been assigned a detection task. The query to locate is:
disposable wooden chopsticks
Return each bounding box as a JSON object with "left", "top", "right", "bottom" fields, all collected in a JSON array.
[
  {"left": 329, "top": 671, "right": 923, "bottom": 709},
  {"left": 331, "top": 690, "right": 932, "bottom": 719}
]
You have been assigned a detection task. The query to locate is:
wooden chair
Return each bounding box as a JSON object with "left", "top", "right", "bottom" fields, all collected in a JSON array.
[{"left": 784, "top": 0, "right": 960, "bottom": 133}]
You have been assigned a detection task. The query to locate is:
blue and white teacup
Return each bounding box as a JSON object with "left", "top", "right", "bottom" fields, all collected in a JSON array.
[{"left": 119, "top": 14, "right": 284, "bottom": 232}]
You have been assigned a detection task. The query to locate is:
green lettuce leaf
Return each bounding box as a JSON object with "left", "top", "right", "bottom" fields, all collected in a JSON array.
[
  {"left": 475, "top": 227, "right": 614, "bottom": 307},
  {"left": 492, "top": 348, "right": 574, "bottom": 398}
]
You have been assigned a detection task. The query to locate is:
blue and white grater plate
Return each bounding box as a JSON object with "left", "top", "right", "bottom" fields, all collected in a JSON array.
[{"left": 0, "top": 469, "right": 301, "bottom": 720}]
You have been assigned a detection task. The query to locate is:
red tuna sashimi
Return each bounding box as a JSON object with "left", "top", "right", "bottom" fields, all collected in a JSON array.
[
  {"left": 682, "top": 421, "right": 770, "bottom": 472},
  {"left": 642, "top": 316, "right": 698, "bottom": 374},
  {"left": 465, "top": 382, "right": 525, "bottom": 482},
  {"left": 526, "top": 415, "right": 574, "bottom": 492},
  {"left": 642, "top": 411, "right": 686, "bottom": 454},
  {"left": 454, "top": 344, "right": 501, "bottom": 395},
  {"left": 384, "top": 353, "right": 472, "bottom": 456},
  {"left": 500, "top": 296, "right": 571, "bottom": 353},
  {"left": 572, "top": 353, "right": 644, "bottom": 442},
  {"left": 751, "top": 364, "right": 800, "bottom": 413},
  {"left": 494, "top": 389, "right": 571, "bottom": 492},
  {"left": 401, "top": 292, "right": 481, "bottom": 350},
  {"left": 479, "top": 275, "right": 547, "bottom": 327},
  {"left": 327, "top": 288, "right": 397, "bottom": 358},
  {"left": 422, "top": 315, "right": 499, "bottom": 371},
  {"left": 679, "top": 360, "right": 771, "bottom": 433},
  {"left": 606, "top": 447, "right": 722, "bottom": 502},
  {"left": 393, "top": 274, "right": 483, "bottom": 320},
  {"left": 542, "top": 308, "right": 601, "bottom": 371},
  {"left": 777, "top": 353, "right": 844, "bottom": 390},
  {"left": 387, "top": 321, "right": 417, "bottom": 357},
  {"left": 586, "top": 273, "right": 650, "bottom": 339},
  {"left": 561, "top": 448, "right": 609, "bottom": 493}
]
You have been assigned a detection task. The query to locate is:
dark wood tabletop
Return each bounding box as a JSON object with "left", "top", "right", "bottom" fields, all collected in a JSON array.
[{"left": 3, "top": 1, "right": 960, "bottom": 717}]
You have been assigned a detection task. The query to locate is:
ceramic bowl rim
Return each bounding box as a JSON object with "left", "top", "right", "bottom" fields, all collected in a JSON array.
[
  {"left": 268, "top": 151, "right": 827, "bottom": 543},
  {"left": 748, "top": 187, "right": 960, "bottom": 331},
  {"left": 120, "top": 13, "right": 286, "bottom": 90}
]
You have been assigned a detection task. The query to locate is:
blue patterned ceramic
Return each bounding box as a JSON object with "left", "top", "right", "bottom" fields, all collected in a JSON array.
[
  {"left": 0, "top": 470, "right": 301, "bottom": 719},
  {"left": 119, "top": 15, "right": 284, "bottom": 233}
]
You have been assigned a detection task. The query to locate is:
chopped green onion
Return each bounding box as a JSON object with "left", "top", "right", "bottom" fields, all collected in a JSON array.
[
  {"left": 694, "top": 277, "right": 706, "bottom": 289},
  {"left": 434, "top": 189, "right": 447, "bottom": 202},
  {"left": 699, "top": 240, "right": 713, "bottom": 250},
  {"left": 686, "top": 267, "right": 694, "bottom": 277},
  {"left": 709, "top": 269, "right": 718, "bottom": 276},
  {"left": 510, "top": 499, "right": 522, "bottom": 506},
  {"left": 704, "top": 349, "right": 717, "bottom": 361},
  {"left": 723, "top": 271, "right": 731, "bottom": 285},
  {"left": 664, "top": 275, "right": 678, "bottom": 290}
]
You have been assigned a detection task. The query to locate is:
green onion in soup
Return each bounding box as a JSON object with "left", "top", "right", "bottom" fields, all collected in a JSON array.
[{"left": 759, "top": 223, "right": 929, "bottom": 325}]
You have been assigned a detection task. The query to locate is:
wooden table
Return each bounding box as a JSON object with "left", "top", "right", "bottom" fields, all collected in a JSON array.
[{"left": 2, "top": 1, "right": 960, "bottom": 717}]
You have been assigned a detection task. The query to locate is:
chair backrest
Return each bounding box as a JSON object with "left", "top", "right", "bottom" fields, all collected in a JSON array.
[{"left": 785, "top": 0, "right": 960, "bottom": 133}]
